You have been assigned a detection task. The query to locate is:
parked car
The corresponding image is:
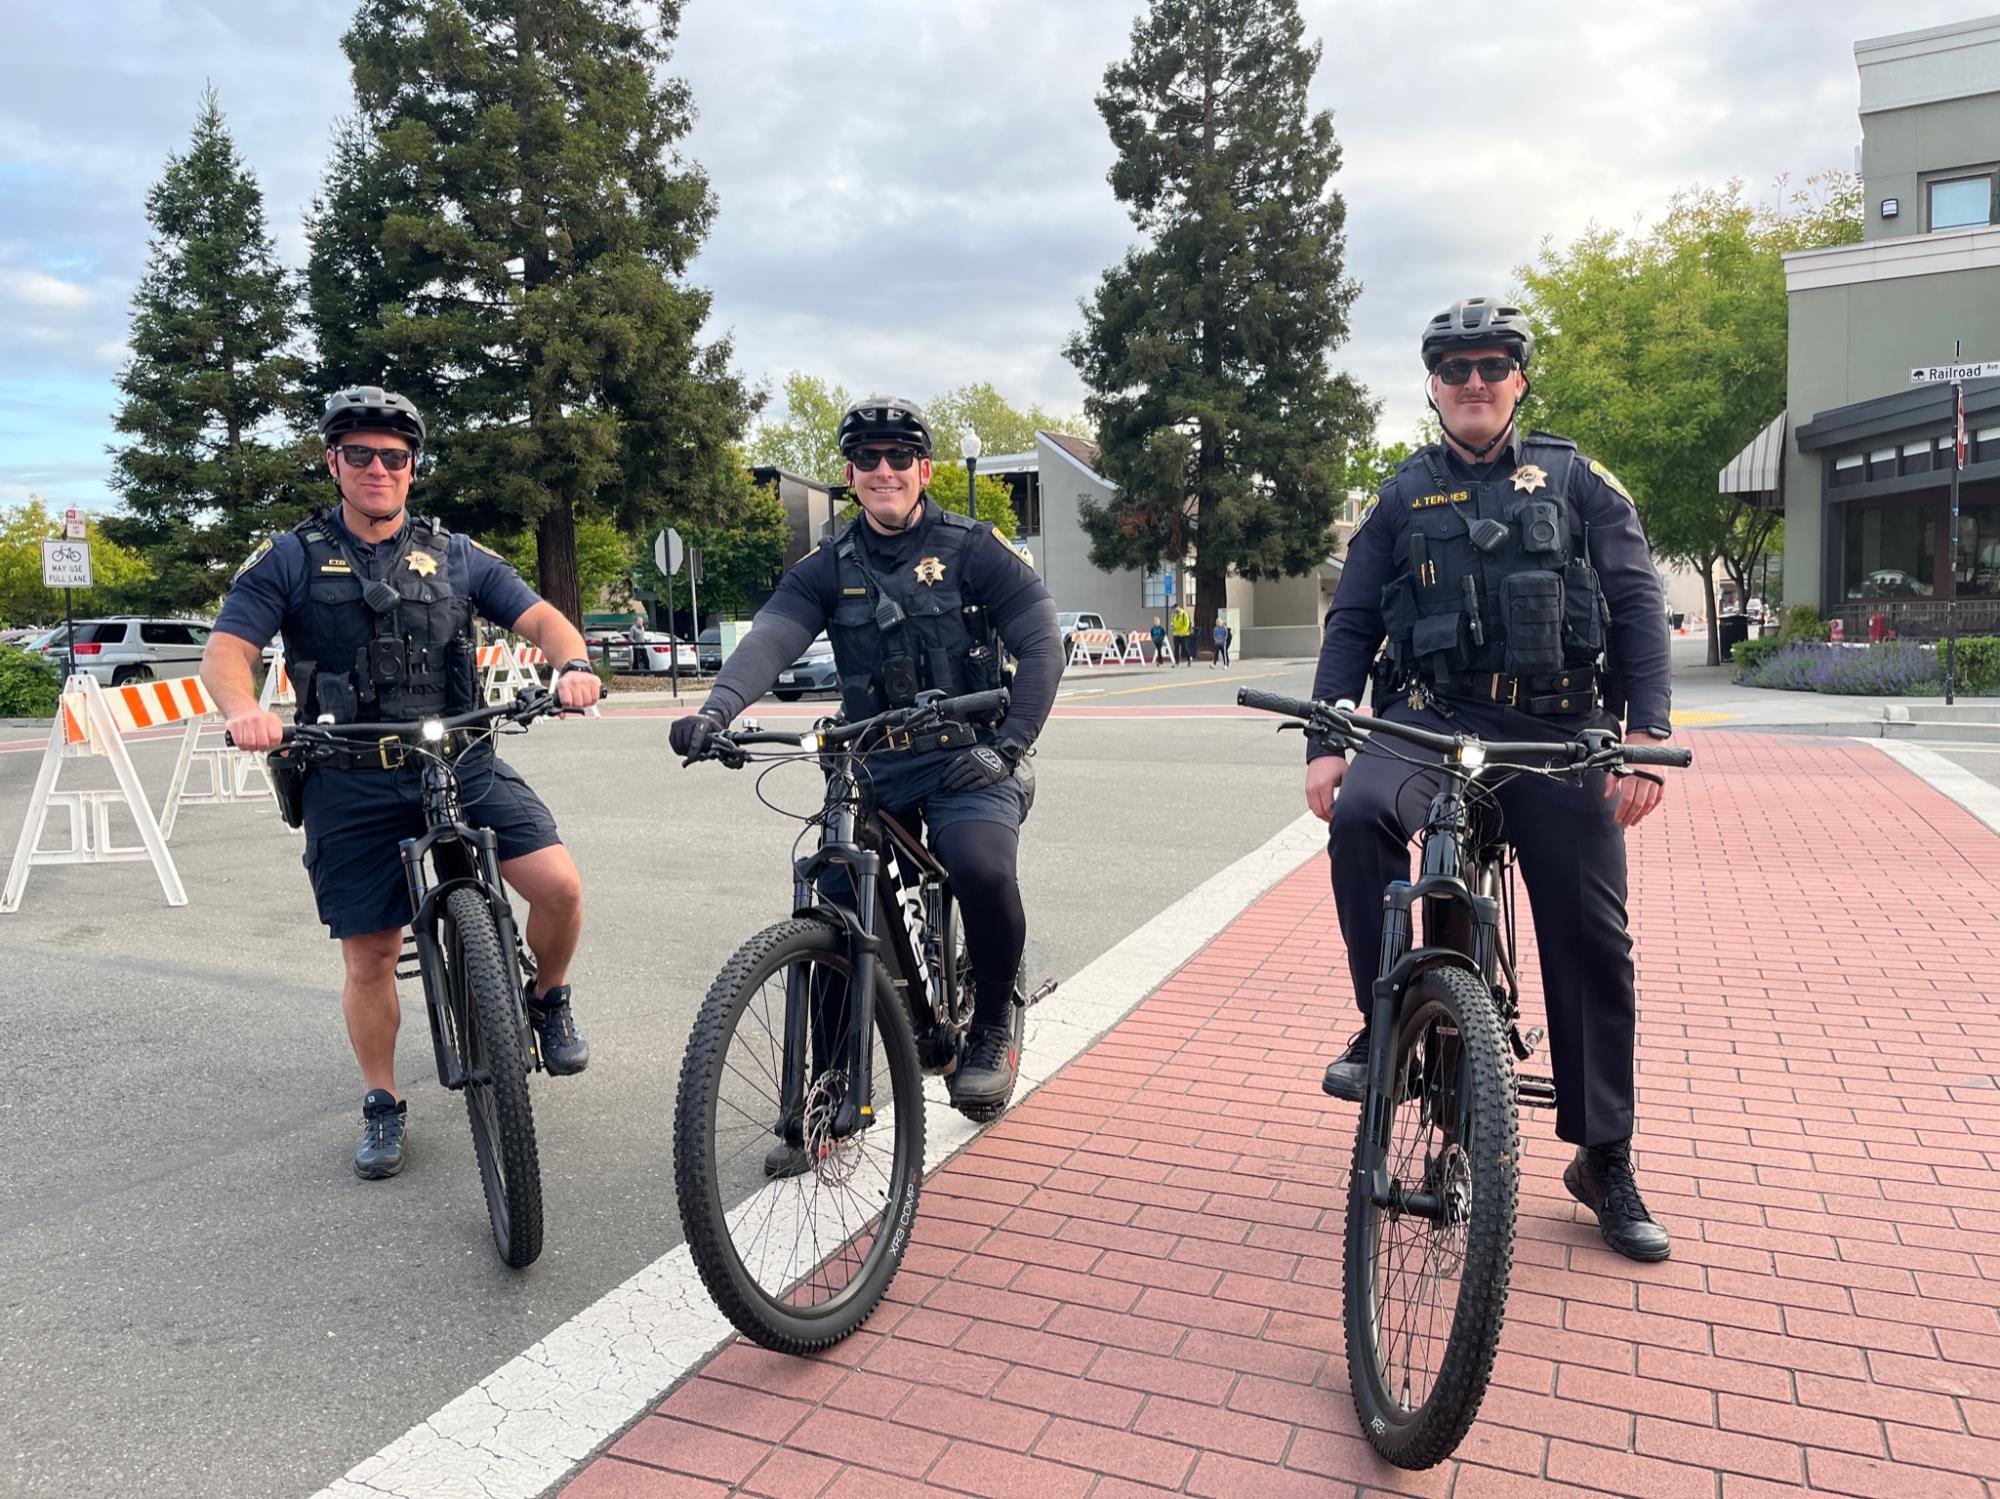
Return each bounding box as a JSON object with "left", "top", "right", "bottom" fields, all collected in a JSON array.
[
  {"left": 773, "top": 633, "right": 839, "bottom": 701},
  {"left": 39, "top": 617, "right": 213, "bottom": 686},
  {"left": 696, "top": 625, "right": 723, "bottom": 674},
  {"left": 582, "top": 627, "right": 633, "bottom": 671},
  {"left": 1056, "top": 610, "right": 1125, "bottom": 659},
  {"left": 632, "top": 631, "right": 698, "bottom": 674}
]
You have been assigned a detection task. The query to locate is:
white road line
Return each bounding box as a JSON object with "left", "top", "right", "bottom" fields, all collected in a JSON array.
[
  {"left": 1860, "top": 739, "right": 2000, "bottom": 838},
  {"left": 312, "top": 813, "right": 1328, "bottom": 1499}
]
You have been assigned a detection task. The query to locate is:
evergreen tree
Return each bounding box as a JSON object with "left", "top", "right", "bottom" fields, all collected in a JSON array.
[
  {"left": 304, "top": 0, "right": 756, "bottom": 624},
  {"left": 106, "top": 87, "right": 310, "bottom": 612},
  {"left": 1065, "top": 0, "right": 1376, "bottom": 643}
]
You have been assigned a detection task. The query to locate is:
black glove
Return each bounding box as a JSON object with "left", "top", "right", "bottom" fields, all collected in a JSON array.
[
  {"left": 937, "top": 743, "right": 1015, "bottom": 794},
  {"left": 669, "top": 708, "right": 726, "bottom": 761}
]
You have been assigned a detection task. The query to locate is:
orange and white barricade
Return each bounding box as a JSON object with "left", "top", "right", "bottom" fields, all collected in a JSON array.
[
  {"left": 2, "top": 674, "right": 191, "bottom": 912},
  {"left": 1066, "top": 629, "right": 1120, "bottom": 667},
  {"left": 1120, "top": 631, "right": 1151, "bottom": 665},
  {"left": 258, "top": 652, "right": 294, "bottom": 712}
]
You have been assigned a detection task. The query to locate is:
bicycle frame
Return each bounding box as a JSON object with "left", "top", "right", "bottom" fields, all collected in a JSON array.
[{"left": 397, "top": 749, "right": 535, "bottom": 1091}]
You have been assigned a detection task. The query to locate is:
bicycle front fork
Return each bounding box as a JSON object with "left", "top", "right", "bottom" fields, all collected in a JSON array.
[{"left": 779, "top": 853, "right": 882, "bottom": 1148}]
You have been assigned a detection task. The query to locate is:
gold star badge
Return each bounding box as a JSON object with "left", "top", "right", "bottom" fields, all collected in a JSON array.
[
  {"left": 406, "top": 550, "right": 439, "bottom": 578},
  {"left": 914, "top": 556, "right": 946, "bottom": 586},
  {"left": 1509, "top": 464, "right": 1548, "bottom": 494}
]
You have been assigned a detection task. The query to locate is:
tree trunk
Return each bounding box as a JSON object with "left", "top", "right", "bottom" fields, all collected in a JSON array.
[
  {"left": 1193, "top": 552, "right": 1225, "bottom": 661},
  {"left": 1700, "top": 558, "right": 1720, "bottom": 666},
  {"left": 537, "top": 501, "right": 582, "bottom": 627}
]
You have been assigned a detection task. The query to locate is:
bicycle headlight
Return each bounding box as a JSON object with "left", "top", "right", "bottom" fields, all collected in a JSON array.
[
  {"left": 1457, "top": 741, "right": 1487, "bottom": 769},
  {"left": 421, "top": 718, "right": 446, "bottom": 743}
]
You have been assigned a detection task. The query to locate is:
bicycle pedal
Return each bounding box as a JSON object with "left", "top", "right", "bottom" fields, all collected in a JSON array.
[
  {"left": 1026, "top": 979, "right": 1058, "bottom": 1008},
  {"left": 1516, "top": 1072, "right": 1557, "bottom": 1109}
]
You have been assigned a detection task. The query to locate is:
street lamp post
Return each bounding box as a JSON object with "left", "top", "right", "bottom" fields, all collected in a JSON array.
[{"left": 960, "top": 432, "right": 982, "bottom": 518}]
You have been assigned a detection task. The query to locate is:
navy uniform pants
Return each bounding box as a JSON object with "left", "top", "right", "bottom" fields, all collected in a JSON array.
[{"left": 1327, "top": 697, "right": 1637, "bottom": 1147}]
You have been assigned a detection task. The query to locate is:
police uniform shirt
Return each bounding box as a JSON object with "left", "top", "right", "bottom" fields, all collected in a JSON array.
[
  {"left": 1311, "top": 430, "right": 1672, "bottom": 754},
  {"left": 704, "top": 496, "right": 1061, "bottom": 738},
  {"left": 214, "top": 511, "right": 542, "bottom": 653}
]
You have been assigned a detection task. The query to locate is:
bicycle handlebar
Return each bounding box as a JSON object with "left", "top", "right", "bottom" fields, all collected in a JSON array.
[
  {"left": 228, "top": 690, "right": 563, "bottom": 751},
  {"left": 1237, "top": 688, "right": 1693, "bottom": 770},
  {"left": 816, "top": 687, "right": 1011, "bottom": 747}
]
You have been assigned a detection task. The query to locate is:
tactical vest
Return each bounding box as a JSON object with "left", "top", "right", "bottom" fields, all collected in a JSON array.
[
  {"left": 280, "top": 510, "right": 478, "bottom": 725},
  {"left": 823, "top": 505, "right": 1004, "bottom": 723},
  {"left": 1378, "top": 435, "right": 1609, "bottom": 695}
]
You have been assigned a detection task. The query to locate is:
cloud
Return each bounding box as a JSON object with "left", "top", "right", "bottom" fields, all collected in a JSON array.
[{"left": 0, "top": 0, "right": 1988, "bottom": 502}]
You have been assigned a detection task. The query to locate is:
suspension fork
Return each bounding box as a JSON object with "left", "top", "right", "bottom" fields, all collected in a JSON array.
[{"left": 1362, "top": 880, "right": 1416, "bottom": 1209}]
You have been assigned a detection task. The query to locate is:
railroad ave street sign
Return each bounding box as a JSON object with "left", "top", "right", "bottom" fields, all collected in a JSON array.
[{"left": 1910, "top": 361, "right": 2000, "bottom": 383}]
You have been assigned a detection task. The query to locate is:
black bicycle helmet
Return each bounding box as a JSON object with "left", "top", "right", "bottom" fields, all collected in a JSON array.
[
  {"left": 1420, "top": 297, "right": 1535, "bottom": 371},
  {"left": 837, "top": 396, "right": 934, "bottom": 458},
  {"left": 320, "top": 386, "right": 427, "bottom": 449}
]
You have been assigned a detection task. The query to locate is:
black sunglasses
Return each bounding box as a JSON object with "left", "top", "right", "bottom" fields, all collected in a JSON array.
[
  {"left": 334, "top": 443, "right": 415, "bottom": 472},
  {"left": 1435, "top": 356, "right": 1519, "bottom": 386},
  {"left": 850, "top": 446, "right": 920, "bottom": 473}
]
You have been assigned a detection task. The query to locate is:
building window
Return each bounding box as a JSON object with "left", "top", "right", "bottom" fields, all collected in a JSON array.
[
  {"left": 1957, "top": 503, "right": 2000, "bottom": 599},
  {"left": 1142, "top": 568, "right": 1170, "bottom": 608},
  {"left": 1901, "top": 440, "right": 1934, "bottom": 476},
  {"left": 1843, "top": 502, "right": 1936, "bottom": 601},
  {"left": 1867, "top": 447, "right": 1898, "bottom": 481},
  {"left": 1928, "top": 173, "right": 1996, "bottom": 231},
  {"left": 1830, "top": 454, "right": 1865, "bottom": 489}
]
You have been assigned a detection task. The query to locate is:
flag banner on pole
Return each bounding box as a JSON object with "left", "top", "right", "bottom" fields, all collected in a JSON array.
[{"left": 1957, "top": 384, "right": 1968, "bottom": 471}]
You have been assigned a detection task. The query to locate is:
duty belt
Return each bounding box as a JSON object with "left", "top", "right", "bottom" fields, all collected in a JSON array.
[
  {"left": 321, "top": 730, "right": 480, "bottom": 772},
  {"left": 1433, "top": 668, "right": 1600, "bottom": 716}
]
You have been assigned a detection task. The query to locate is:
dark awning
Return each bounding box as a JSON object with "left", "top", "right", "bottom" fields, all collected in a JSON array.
[{"left": 1794, "top": 377, "right": 2000, "bottom": 453}]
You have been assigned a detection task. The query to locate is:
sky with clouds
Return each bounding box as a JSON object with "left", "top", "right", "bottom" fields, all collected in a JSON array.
[{"left": 0, "top": 1, "right": 1985, "bottom": 511}]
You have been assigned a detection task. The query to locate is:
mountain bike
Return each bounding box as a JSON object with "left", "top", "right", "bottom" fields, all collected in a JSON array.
[
  {"left": 245, "top": 689, "right": 566, "bottom": 1268},
  {"left": 1239, "top": 687, "right": 1691, "bottom": 1469},
  {"left": 673, "top": 687, "right": 1055, "bottom": 1353}
]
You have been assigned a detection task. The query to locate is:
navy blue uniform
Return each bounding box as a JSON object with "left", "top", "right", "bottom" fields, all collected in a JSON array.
[
  {"left": 215, "top": 513, "right": 560, "bottom": 939},
  {"left": 1315, "top": 432, "right": 1672, "bottom": 1146}
]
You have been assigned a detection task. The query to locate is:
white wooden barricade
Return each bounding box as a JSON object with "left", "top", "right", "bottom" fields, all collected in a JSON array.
[{"left": 2, "top": 675, "right": 191, "bottom": 912}]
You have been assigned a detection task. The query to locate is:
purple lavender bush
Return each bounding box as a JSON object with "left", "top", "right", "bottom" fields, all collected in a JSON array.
[{"left": 1749, "top": 641, "right": 1942, "bottom": 694}]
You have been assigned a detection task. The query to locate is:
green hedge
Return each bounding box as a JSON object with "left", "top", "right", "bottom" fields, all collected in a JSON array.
[
  {"left": 0, "top": 646, "right": 60, "bottom": 717},
  {"left": 1951, "top": 636, "right": 2000, "bottom": 695},
  {"left": 1730, "top": 636, "right": 1784, "bottom": 681},
  {"left": 1777, "top": 605, "right": 1829, "bottom": 644}
]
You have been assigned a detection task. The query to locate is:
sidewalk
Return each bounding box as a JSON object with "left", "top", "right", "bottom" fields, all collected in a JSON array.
[{"left": 561, "top": 732, "right": 1999, "bottom": 1499}]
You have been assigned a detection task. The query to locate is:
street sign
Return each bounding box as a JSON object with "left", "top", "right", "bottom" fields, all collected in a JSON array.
[
  {"left": 653, "top": 526, "right": 685, "bottom": 577},
  {"left": 63, "top": 507, "right": 86, "bottom": 541},
  {"left": 42, "top": 540, "right": 92, "bottom": 588},
  {"left": 1162, "top": 573, "right": 1175, "bottom": 598},
  {"left": 1910, "top": 361, "right": 2000, "bottom": 384}
]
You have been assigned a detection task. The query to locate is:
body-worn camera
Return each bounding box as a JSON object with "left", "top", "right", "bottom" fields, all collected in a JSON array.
[
  {"left": 1519, "top": 501, "right": 1562, "bottom": 556},
  {"left": 368, "top": 638, "right": 409, "bottom": 684}
]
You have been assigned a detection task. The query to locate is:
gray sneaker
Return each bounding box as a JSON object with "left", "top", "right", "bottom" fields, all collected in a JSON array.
[{"left": 355, "top": 1089, "right": 407, "bottom": 1179}]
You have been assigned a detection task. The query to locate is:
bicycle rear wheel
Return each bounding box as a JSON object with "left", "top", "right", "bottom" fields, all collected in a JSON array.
[
  {"left": 441, "top": 886, "right": 544, "bottom": 1268},
  {"left": 674, "top": 918, "right": 924, "bottom": 1353},
  {"left": 1344, "top": 963, "right": 1517, "bottom": 1469}
]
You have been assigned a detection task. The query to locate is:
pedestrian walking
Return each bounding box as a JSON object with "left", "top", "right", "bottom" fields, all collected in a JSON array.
[
  {"left": 1149, "top": 615, "right": 1170, "bottom": 667},
  {"left": 1170, "top": 605, "right": 1193, "bottom": 666},
  {"left": 1212, "top": 619, "right": 1230, "bottom": 668}
]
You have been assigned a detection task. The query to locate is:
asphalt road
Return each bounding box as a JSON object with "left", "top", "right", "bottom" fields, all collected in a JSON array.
[{"left": 0, "top": 659, "right": 1321, "bottom": 1499}]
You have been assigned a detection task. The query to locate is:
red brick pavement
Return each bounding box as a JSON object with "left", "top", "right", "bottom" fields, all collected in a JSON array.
[{"left": 564, "top": 733, "right": 2000, "bottom": 1498}]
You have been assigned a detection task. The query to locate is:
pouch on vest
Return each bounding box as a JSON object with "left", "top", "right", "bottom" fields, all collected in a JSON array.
[
  {"left": 1560, "top": 559, "right": 1605, "bottom": 658},
  {"left": 1411, "top": 612, "right": 1464, "bottom": 674},
  {"left": 314, "top": 674, "right": 359, "bottom": 724},
  {"left": 1500, "top": 571, "right": 1564, "bottom": 677}
]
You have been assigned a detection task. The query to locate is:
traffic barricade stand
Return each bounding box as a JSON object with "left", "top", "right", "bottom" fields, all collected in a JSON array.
[
  {"left": 2, "top": 674, "right": 190, "bottom": 912},
  {"left": 160, "top": 678, "right": 274, "bottom": 838},
  {"left": 1121, "top": 632, "right": 1150, "bottom": 665}
]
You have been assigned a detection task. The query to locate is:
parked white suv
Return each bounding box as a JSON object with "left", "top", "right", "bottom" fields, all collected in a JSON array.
[{"left": 44, "top": 617, "right": 213, "bottom": 686}]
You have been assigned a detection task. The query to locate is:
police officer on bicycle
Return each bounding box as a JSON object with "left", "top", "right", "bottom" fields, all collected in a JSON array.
[
  {"left": 670, "top": 396, "right": 1061, "bottom": 1136},
  {"left": 1309, "top": 299, "right": 1677, "bottom": 1261},
  {"left": 201, "top": 387, "right": 603, "bottom": 1180}
]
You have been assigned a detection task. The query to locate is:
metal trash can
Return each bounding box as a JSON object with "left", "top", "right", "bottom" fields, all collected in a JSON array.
[{"left": 1718, "top": 611, "right": 1750, "bottom": 653}]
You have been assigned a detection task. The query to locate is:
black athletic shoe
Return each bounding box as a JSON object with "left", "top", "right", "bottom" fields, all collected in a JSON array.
[
  {"left": 355, "top": 1089, "right": 407, "bottom": 1180},
  {"left": 526, "top": 984, "right": 590, "bottom": 1076},
  {"left": 763, "top": 1140, "right": 811, "bottom": 1180},
  {"left": 1565, "top": 1140, "right": 1672, "bottom": 1262},
  {"left": 1321, "top": 1028, "right": 1371, "bottom": 1102},
  {"left": 948, "top": 1023, "right": 1019, "bottom": 1115}
]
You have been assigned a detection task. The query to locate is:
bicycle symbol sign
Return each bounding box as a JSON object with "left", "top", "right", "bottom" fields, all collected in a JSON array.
[{"left": 41, "top": 540, "right": 93, "bottom": 588}]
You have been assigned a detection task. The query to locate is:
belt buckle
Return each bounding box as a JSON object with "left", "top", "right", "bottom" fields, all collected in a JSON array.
[
  {"left": 1489, "top": 672, "right": 1519, "bottom": 706},
  {"left": 377, "top": 735, "right": 406, "bottom": 771},
  {"left": 884, "top": 726, "right": 912, "bottom": 752}
]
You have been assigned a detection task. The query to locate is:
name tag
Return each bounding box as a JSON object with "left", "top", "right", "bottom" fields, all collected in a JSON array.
[{"left": 1410, "top": 491, "right": 1470, "bottom": 509}]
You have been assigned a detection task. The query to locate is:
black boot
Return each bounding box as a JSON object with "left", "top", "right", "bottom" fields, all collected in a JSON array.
[
  {"left": 1320, "top": 1028, "right": 1371, "bottom": 1102},
  {"left": 526, "top": 983, "right": 590, "bottom": 1076},
  {"left": 354, "top": 1089, "right": 407, "bottom": 1180},
  {"left": 948, "top": 1023, "right": 1019, "bottom": 1115},
  {"left": 1565, "top": 1139, "right": 1671, "bottom": 1262}
]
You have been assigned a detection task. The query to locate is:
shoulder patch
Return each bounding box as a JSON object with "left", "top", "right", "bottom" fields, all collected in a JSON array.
[
  {"left": 1587, "top": 459, "right": 1634, "bottom": 503},
  {"left": 233, "top": 537, "right": 274, "bottom": 582},
  {"left": 466, "top": 536, "right": 505, "bottom": 559}
]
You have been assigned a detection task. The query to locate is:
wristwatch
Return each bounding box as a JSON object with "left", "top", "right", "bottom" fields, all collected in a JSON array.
[
  {"left": 555, "top": 657, "right": 593, "bottom": 678},
  {"left": 1632, "top": 724, "right": 1672, "bottom": 740}
]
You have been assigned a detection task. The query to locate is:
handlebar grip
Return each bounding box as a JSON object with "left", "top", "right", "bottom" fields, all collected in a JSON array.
[
  {"left": 1623, "top": 744, "right": 1692, "bottom": 769},
  {"left": 731, "top": 730, "right": 805, "bottom": 748},
  {"left": 938, "top": 687, "right": 1010, "bottom": 723},
  {"left": 1237, "top": 687, "right": 1320, "bottom": 719}
]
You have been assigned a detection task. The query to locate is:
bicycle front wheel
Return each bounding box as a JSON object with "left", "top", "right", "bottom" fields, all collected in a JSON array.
[
  {"left": 1345, "top": 963, "right": 1517, "bottom": 1469},
  {"left": 674, "top": 918, "right": 925, "bottom": 1353},
  {"left": 441, "top": 886, "right": 544, "bottom": 1268}
]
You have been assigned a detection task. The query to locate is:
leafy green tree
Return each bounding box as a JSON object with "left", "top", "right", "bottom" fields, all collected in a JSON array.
[
  {"left": 928, "top": 383, "right": 1077, "bottom": 460},
  {"left": 303, "top": 0, "right": 757, "bottom": 624},
  {"left": 911, "top": 465, "right": 1020, "bottom": 539},
  {"left": 491, "top": 514, "right": 634, "bottom": 611},
  {"left": 746, "top": 372, "right": 851, "bottom": 483},
  {"left": 103, "top": 87, "right": 311, "bottom": 612},
  {"left": 1064, "top": 0, "right": 1377, "bottom": 646},
  {"left": 634, "top": 468, "right": 789, "bottom": 621},
  {"left": 1517, "top": 173, "right": 1861, "bottom": 662},
  {"left": 0, "top": 499, "right": 154, "bottom": 626}
]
